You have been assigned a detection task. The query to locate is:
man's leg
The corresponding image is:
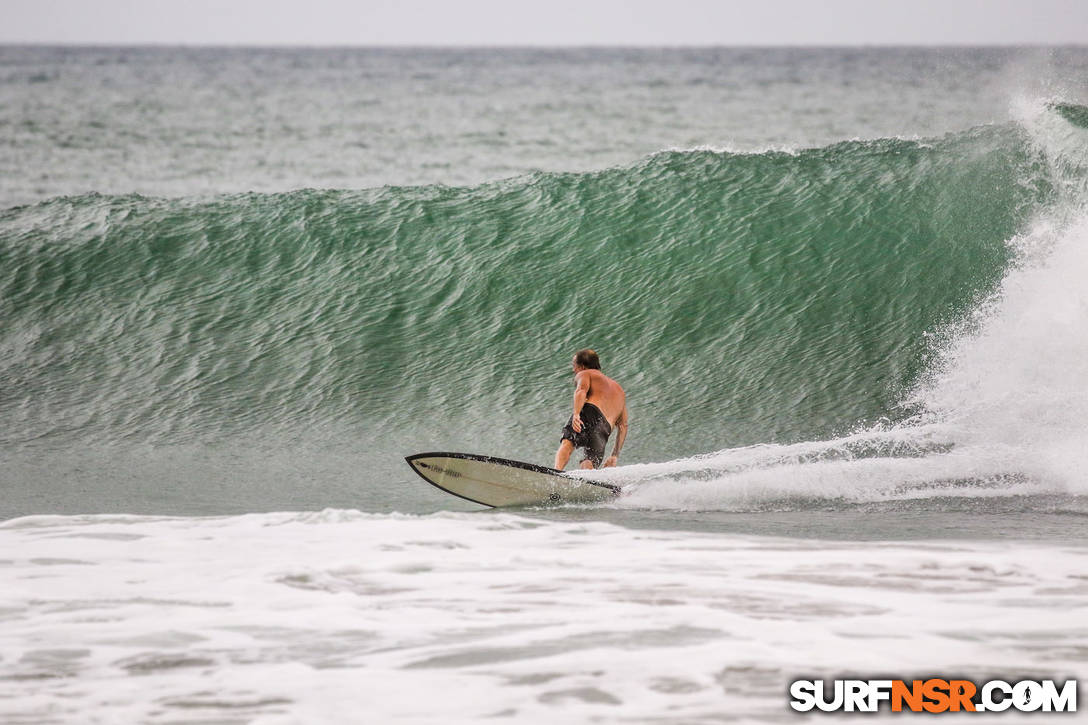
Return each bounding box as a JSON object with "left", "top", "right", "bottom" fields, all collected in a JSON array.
[
  {"left": 554, "top": 439, "right": 575, "bottom": 470},
  {"left": 579, "top": 458, "right": 595, "bottom": 470}
]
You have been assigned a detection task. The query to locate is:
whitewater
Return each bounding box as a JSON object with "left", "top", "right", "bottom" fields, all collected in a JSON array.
[
  {"left": 3, "top": 512, "right": 1085, "bottom": 723},
  {"left": 2, "top": 47, "right": 1087, "bottom": 723}
]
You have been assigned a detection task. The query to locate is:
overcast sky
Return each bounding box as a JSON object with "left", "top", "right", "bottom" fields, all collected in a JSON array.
[{"left": 3, "top": 0, "right": 1087, "bottom": 46}]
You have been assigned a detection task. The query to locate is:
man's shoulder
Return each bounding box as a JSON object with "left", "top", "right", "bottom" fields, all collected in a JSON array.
[
  {"left": 594, "top": 370, "right": 623, "bottom": 390},
  {"left": 582, "top": 369, "right": 623, "bottom": 390}
]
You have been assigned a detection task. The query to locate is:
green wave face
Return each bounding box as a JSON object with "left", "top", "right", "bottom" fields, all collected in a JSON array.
[{"left": 0, "top": 120, "right": 1065, "bottom": 463}]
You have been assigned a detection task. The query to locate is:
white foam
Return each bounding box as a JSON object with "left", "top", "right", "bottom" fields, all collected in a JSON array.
[
  {"left": 913, "top": 216, "right": 1088, "bottom": 490},
  {"left": 909, "top": 100, "right": 1088, "bottom": 494},
  {"left": 0, "top": 511, "right": 1084, "bottom": 723}
]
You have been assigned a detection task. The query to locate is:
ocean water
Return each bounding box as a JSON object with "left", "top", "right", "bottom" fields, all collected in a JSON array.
[{"left": 2, "top": 46, "right": 1088, "bottom": 722}]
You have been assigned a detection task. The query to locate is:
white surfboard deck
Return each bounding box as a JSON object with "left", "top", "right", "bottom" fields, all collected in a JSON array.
[{"left": 406, "top": 452, "right": 621, "bottom": 508}]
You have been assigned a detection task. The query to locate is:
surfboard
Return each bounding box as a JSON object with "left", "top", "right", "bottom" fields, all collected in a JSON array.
[{"left": 405, "top": 452, "right": 621, "bottom": 508}]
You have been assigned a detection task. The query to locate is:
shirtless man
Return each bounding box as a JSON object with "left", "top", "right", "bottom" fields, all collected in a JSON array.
[{"left": 554, "top": 349, "right": 628, "bottom": 470}]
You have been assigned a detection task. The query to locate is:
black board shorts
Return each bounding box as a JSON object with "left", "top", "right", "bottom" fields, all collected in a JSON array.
[{"left": 561, "top": 402, "right": 612, "bottom": 467}]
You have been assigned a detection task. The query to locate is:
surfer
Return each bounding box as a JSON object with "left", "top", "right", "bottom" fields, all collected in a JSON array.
[{"left": 554, "top": 349, "right": 628, "bottom": 470}]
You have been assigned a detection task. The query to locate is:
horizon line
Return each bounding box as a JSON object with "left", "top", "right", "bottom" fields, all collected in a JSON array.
[{"left": 2, "top": 40, "right": 1086, "bottom": 50}]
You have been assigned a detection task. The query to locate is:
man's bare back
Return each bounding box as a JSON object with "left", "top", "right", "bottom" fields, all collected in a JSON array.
[
  {"left": 554, "top": 349, "right": 629, "bottom": 471},
  {"left": 578, "top": 369, "right": 626, "bottom": 426}
]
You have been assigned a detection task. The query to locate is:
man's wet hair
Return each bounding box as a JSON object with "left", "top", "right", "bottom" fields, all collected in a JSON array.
[{"left": 574, "top": 349, "right": 601, "bottom": 370}]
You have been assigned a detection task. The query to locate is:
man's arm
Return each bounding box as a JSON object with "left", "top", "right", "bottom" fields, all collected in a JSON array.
[
  {"left": 603, "top": 404, "right": 628, "bottom": 467},
  {"left": 571, "top": 371, "right": 590, "bottom": 432}
]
